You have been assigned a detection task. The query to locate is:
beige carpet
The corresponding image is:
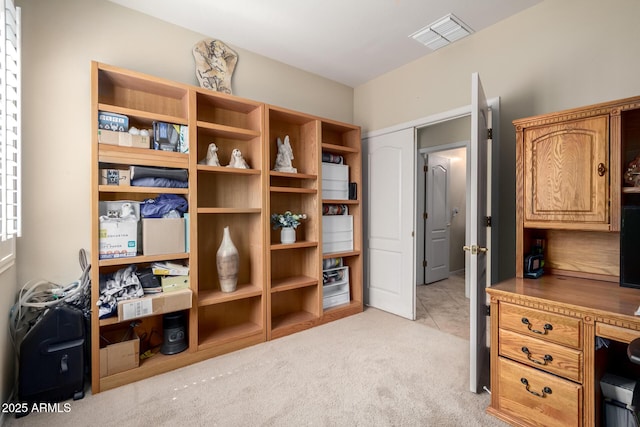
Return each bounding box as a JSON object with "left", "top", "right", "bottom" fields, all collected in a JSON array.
[{"left": 5, "top": 307, "right": 506, "bottom": 426}]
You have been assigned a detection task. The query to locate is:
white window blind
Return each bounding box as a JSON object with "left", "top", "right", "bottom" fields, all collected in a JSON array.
[{"left": 0, "top": 0, "right": 20, "bottom": 243}]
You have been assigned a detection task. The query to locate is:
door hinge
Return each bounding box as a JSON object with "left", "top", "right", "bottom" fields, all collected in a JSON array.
[
  {"left": 424, "top": 212, "right": 428, "bottom": 220},
  {"left": 485, "top": 216, "right": 492, "bottom": 227},
  {"left": 424, "top": 164, "right": 428, "bottom": 172},
  {"left": 485, "top": 305, "right": 491, "bottom": 316},
  {"left": 423, "top": 260, "right": 428, "bottom": 268},
  {"left": 488, "top": 128, "right": 493, "bottom": 139}
]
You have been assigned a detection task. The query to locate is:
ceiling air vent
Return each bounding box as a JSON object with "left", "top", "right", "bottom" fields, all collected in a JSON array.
[{"left": 410, "top": 13, "right": 474, "bottom": 51}]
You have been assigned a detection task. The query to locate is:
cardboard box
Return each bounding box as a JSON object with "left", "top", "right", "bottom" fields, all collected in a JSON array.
[
  {"left": 99, "top": 219, "right": 138, "bottom": 259},
  {"left": 100, "top": 168, "right": 131, "bottom": 186},
  {"left": 98, "top": 111, "right": 129, "bottom": 132},
  {"left": 98, "top": 201, "right": 141, "bottom": 259},
  {"left": 120, "top": 133, "right": 151, "bottom": 149},
  {"left": 161, "top": 275, "right": 190, "bottom": 293},
  {"left": 99, "top": 329, "right": 139, "bottom": 377},
  {"left": 184, "top": 213, "right": 190, "bottom": 252},
  {"left": 98, "top": 129, "right": 150, "bottom": 149},
  {"left": 142, "top": 218, "right": 186, "bottom": 256},
  {"left": 97, "top": 129, "right": 121, "bottom": 146},
  {"left": 117, "top": 289, "right": 192, "bottom": 322}
]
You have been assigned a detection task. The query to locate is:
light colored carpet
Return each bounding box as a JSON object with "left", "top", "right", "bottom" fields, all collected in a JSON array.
[{"left": 5, "top": 307, "right": 506, "bottom": 426}]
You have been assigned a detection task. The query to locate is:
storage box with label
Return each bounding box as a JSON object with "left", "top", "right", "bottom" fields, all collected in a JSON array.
[
  {"left": 322, "top": 162, "right": 349, "bottom": 200},
  {"left": 141, "top": 217, "right": 186, "bottom": 256},
  {"left": 99, "top": 328, "right": 139, "bottom": 378},
  {"left": 117, "top": 289, "right": 192, "bottom": 322},
  {"left": 100, "top": 168, "right": 131, "bottom": 186},
  {"left": 322, "top": 215, "right": 353, "bottom": 253},
  {"left": 99, "top": 219, "right": 138, "bottom": 259},
  {"left": 98, "top": 111, "right": 129, "bottom": 132},
  {"left": 98, "top": 201, "right": 141, "bottom": 259}
]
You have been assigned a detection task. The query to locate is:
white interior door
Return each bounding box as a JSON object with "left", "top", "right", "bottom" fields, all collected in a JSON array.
[
  {"left": 425, "top": 154, "right": 450, "bottom": 284},
  {"left": 364, "top": 128, "right": 415, "bottom": 320},
  {"left": 468, "top": 72, "right": 490, "bottom": 393}
]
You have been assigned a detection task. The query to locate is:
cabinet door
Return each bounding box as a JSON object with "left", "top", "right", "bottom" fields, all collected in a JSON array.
[{"left": 524, "top": 116, "right": 609, "bottom": 226}]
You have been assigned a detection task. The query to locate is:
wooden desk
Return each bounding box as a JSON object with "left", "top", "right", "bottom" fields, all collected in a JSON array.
[{"left": 487, "top": 275, "right": 640, "bottom": 427}]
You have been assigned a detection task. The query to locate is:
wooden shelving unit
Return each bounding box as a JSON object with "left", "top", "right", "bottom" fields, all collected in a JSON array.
[{"left": 90, "top": 62, "right": 362, "bottom": 393}]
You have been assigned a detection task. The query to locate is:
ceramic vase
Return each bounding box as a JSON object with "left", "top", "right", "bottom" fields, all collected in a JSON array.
[
  {"left": 217, "top": 226, "right": 239, "bottom": 292},
  {"left": 280, "top": 227, "right": 296, "bottom": 244}
]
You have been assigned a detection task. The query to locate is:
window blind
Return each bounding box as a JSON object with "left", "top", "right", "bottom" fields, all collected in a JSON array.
[{"left": 0, "top": 0, "right": 20, "bottom": 242}]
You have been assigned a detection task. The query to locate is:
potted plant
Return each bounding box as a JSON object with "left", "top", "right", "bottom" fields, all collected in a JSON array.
[{"left": 271, "top": 211, "right": 307, "bottom": 244}]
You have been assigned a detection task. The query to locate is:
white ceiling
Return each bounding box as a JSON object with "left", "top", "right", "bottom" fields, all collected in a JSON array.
[{"left": 108, "top": 0, "right": 542, "bottom": 87}]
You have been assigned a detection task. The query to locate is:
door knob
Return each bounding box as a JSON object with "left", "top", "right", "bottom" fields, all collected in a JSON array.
[{"left": 463, "top": 245, "right": 488, "bottom": 255}]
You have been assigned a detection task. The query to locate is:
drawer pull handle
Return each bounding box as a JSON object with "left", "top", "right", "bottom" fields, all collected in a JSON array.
[
  {"left": 521, "top": 346, "right": 553, "bottom": 365},
  {"left": 521, "top": 317, "right": 553, "bottom": 335},
  {"left": 520, "top": 378, "right": 552, "bottom": 398}
]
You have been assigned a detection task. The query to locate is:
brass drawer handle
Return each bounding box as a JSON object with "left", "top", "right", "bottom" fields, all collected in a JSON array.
[
  {"left": 521, "top": 346, "right": 553, "bottom": 365},
  {"left": 521, "top": 317, "right": 553, "bottom": 335},
  {"left": 521, "top": 378, "right": 552, "bottom": 398}
]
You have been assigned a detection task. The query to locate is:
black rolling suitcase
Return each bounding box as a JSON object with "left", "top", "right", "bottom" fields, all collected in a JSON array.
[{"left": 18, "top": 304, "right": 86, "bottom": 407}]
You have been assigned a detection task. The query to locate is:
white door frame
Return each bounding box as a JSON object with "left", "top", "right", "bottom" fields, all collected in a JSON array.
[{"left": 364, "top": 98, "right": 500, "bottom": 287}]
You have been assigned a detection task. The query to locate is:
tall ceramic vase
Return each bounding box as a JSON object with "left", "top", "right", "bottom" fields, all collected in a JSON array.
[{"left": 217, "top": 226, "right": 239, "bottom": 292}]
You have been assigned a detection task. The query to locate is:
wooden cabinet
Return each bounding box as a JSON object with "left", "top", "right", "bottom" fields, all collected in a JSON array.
[
  {"left": 513, "top": 98, "right": 640, "bottom": 279},
  {"left": 490, "top": 299, "right": 584, "bottom": 427},
  {"left": 489, "top": 95, "right": 640, "bottom": 426},
  {"left": 520, "top": 116, "right": 609, "bottom": 227},
  {"left": 90, "top": 62, "right": 362, "bottom": 393}
]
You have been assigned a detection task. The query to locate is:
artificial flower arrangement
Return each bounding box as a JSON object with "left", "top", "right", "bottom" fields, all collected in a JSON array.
[{"left": 271, "top": 211, "right": 307, "bottom": 229}]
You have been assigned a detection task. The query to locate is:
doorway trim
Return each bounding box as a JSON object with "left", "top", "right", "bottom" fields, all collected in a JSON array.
[{"left": 363, "top": 97, "right": 500, "bottom": 287}]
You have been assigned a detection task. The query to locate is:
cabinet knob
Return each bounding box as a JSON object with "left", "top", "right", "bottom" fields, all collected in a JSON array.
[{"left": 598, "top": 162, "right": 607, "bottom": 177}]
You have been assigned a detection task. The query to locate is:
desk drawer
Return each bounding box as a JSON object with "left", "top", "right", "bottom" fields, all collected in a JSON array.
[
  {"left": 497, "top": 357, "right": 582, "bottom": 427},
  {"left": 499, "top": 328, "right": 582, "bottom": 383},
  {"left": 500, "top": 302, "right": 581, "bottom": 349}
]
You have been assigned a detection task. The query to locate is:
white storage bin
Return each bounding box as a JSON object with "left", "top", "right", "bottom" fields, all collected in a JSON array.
[
  {"left": 323, "top": 289, "right": 350, "bottom": 309},
  {"left": 323, "top": 266, "right": 349, "bottom": 286},
  {"left": 323, "top": 215, "right": 353, "bottom": 254},
  {"left": 323, "top": 266, "right": 350, "bottom": 309},
  {"left": 322, "top": 162, "right": 349, "bottom": 200}
]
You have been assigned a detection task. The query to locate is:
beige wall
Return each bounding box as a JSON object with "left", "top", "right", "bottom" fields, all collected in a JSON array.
[
  {"left": 355, "top": 0, "right": 640, "bottom": 280},
  {"left": 15, "top": 0, "right": 353, "bottom": 293},
  {"left": 2, "top": 0, "right": 353, "bottom": 406}
]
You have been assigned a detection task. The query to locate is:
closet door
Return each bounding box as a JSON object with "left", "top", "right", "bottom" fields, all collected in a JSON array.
[{"left": 363, "top": 127, "right": 415, "bottom": 320}]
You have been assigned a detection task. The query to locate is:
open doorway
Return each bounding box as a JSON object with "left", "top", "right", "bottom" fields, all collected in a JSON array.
[{"left": 414, "top": 116, "right": 471, "bottom": 339}]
